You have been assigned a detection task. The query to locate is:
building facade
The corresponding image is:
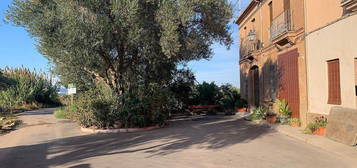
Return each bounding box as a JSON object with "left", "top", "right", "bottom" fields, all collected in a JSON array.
[
  {"left": 237, "top": 0, "right": 357, "bottom": 125},
  {"left": 305, "top": 0, "right": 357, "bottom": 121},
  {"left": 236, "top": 0, "right": 308, "bottom": 125}
]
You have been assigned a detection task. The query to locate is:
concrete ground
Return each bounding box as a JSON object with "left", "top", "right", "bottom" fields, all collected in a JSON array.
[
  {"left": 272, "top": 124, "right": 357, "bottom": 162},
  {"left": 0, "top": 109, "right": 356, "bottom": 168}
]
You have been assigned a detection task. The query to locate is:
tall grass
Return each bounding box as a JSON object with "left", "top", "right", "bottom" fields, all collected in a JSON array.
[{"left": 0, "top": 67, "right": 60, "bottom": 113}]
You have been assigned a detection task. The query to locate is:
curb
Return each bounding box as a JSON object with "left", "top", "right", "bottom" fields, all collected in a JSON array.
[
  {"left": 81, "top": 126, "right": 161, "bottom": 134},
  {"left": 272, "top": 125, "right": 309, "bottom": 143},
  {"left": 266, "top": 124, "right": 311, "bottom": 143}
]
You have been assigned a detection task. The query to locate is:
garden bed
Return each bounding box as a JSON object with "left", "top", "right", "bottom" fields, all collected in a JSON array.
[{"left": 81, "top": 125, "right": 161, "bottom": 134}]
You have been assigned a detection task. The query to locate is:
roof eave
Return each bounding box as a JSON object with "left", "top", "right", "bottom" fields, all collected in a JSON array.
[{"left": 235, "top": 0, "right": 260, "bottom": 25}]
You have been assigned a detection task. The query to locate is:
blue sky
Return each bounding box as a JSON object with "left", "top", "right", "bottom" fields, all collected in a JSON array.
[{"left": 0, "top": 0, "right": 250, "bottom": 87}]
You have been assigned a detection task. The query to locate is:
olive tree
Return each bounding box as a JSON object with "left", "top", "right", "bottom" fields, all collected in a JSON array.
[{"left": 6, "top": 0, "right": 233, "bottom": 127}]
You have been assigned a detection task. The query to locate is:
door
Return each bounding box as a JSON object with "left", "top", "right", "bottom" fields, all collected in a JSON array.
[
  {"left": 249, "top": 66, "right": 260, "bottom": 107},
  {"left": 278, "top": 49, "right": 300, "bottom": 118}
]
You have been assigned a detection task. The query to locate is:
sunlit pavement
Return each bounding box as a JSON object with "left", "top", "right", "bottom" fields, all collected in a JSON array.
[{"left": 0, "top": 109, "right": 355, "bottom": 168}]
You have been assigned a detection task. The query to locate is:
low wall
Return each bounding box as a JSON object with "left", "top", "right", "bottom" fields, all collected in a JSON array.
[{"left": 325, "top": 107, "right": 357, "bottom": 146}]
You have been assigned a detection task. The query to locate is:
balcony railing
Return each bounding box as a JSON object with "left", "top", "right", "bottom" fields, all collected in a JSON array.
[
  {"left": 270, "top": 9, "right": 293, "bottom": 41},
  {"left": 341, "top": 0, "right": 355, "bottom": 4},
  {"left": 240, "top": 36, "right": 261, "bottom": 60},
  {"left": 341, "top": 0, "right": 357, "bottom": 13}
]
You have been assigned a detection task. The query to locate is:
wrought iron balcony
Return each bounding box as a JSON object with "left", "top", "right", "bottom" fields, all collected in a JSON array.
[
  {"left": 240, "top": 31, "right": 261, "bottom": 60},
  {"left": 341, "top": 0, "right": 357, "bottom": 13},
  {"left": 270, "top": 9, "right": 293, "bottom": 42},
  {"left": 341, "top": 0, "right": 355, "bottom": 4}
]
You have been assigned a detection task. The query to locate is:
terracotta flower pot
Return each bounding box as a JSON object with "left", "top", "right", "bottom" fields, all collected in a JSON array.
[
  {"left": 314, "top": 127, "right": 326, "bottom": 136},
  {"left": 237, "top": 108, "right": 247, "bottom": 113},
  {"left": 266, "top": 116, "right": 277, "bottom": 124},
  {"left": 290, "top": 122, "right": 301, "bottom": 127}
]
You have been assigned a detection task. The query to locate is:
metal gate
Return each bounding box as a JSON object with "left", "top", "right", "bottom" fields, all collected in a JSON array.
[{"left": 278, "top": 49, "right": 300, "bottom": 118}]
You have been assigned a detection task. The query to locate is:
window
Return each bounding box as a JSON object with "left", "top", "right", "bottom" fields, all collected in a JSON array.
[
  {"left": 251, "top": 18, "right": 256, "bottom": 30},
  {"left": 327, "top": 59, "right": 341, "bottom": 105},
  {"left": 283, "top": 0, "right": 290, "bottom": 11}
]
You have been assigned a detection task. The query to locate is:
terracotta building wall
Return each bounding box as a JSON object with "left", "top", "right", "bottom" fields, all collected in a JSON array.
[
  {"left": 290, "top": 0, "right": 305, "bottom": 30},
  {"left": 238, "top": 0, "right": 305, "bottom": 48},
  {"left": 238, "top": 0, "right": 308, "bottom": 124},
  {"left": 238, "top": 5, "right": 260, "bottom": 42},
  {"left": 305, "top": 0, "right": 343, "bottom": 33},
  {"left": 260, "top": 2, "right": 270, "bottom": 45}
]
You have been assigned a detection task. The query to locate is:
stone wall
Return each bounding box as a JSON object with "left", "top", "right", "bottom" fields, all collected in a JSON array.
[{"left": 325, "top": 107, "right": 357, "bottom": 146}]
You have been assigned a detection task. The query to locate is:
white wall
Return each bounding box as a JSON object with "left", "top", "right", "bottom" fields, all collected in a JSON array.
[{"left": 306, "top": 14, "right": 357, "bottom": 115}]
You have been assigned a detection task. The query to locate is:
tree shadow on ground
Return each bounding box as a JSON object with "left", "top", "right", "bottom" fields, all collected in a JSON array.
[{"left": 0, "top": 117, "right": 273, "bottom": 168}]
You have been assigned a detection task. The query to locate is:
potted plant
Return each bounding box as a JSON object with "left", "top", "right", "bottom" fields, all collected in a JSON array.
[
  {"left": 266, "top": 112, "right": 278, "bottom": 124},
  {"left": 277, "top": 99, "right": 291, "bottom": 124},
  {"left": 313, "top": 116, "right": 328, "bottom": 136},
  {"left": 304, "top": 123, "right": 318, "bottom": 134},
  {"left": 289, "top": 118, "right": 301, "bottom": 127},
  {"left": 304, "top": 116, "right": 328, "bottom": 136},
  {"left": 237, "top": 107, "right": 248, "bottom": 113}
]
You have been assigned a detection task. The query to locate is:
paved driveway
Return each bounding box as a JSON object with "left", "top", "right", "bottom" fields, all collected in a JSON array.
[{"left": 0, "top": 109, "right": 355, "bottom": 168}]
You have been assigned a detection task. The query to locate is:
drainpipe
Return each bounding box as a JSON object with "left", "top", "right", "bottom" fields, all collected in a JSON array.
[{"left": 303, "top": 0, "right": 309, "bottom": 127}]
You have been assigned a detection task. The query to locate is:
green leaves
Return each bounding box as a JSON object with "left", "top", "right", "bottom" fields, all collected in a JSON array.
[
  {"left": 277, "top": 99, "right": 292, "bottom": 117},
  {"left": 0, "top": 68, "right": 60, "bottom": 113},
  {"left": 6, "top": 0, "right": 233, "bottom": 87}
]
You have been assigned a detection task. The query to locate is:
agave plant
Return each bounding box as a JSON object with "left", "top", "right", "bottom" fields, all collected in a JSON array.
[
  {"left": 251, "top": 106, "right": 267, "bottom": 120},
  {"left": 276, "top": 99, "right": 291, "bottom": 124},
  {"left": 277, "top": 99, "right": 292, "bottom": 117}
]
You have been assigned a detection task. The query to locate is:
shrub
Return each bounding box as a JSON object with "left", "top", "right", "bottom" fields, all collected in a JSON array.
[
  {"left": 235, "top": 98, "right": 248, "bottom": 108},
  {"left": 192, "top": 82, "right": 221, "bottom": 105},
  {"left": 74, "top": 84, "right": 117, "bottom": 128},
  {"left": 169, "top": 69, "right": 195, "bottom": 114},
  {"left": 219, "top": 84, "right": 241, "bottom": 111},
  {"left": 0, "top": 67, "right": 60, "bottom": 113},
  {"left": 191, "top": 82, "right": 247, "bottom": 111},
  {"left": 277, "top": 99, "right": 291, "bottom": 117},
  {"left": 73, "top": 82, "right": 169, "bottom": 129},
  {"left": 62, "top": 80, "right": 246, "bottom": 129},
  {"left": 114, "top": 94, "right": 149, "bottom": 128}
]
